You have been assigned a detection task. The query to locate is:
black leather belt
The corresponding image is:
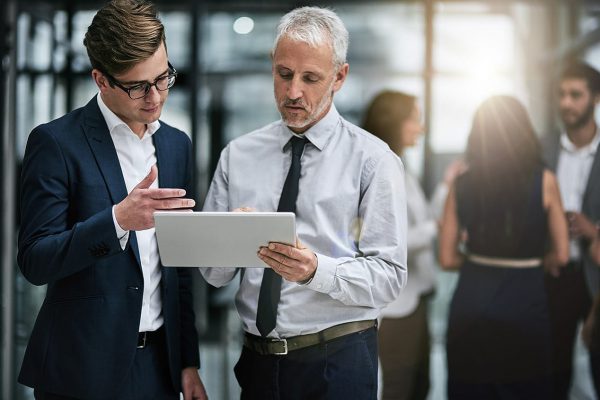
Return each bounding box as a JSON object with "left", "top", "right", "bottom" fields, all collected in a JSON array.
[
  {"left": 137, "top": 326, "right": 164, "bottom": 349},
  {"left": 244, "top": 319, "right": 377, "bottom": 356}
]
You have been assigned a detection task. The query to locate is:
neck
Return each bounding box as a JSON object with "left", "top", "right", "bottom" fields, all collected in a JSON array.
[
  {"left": 566, "top": 118, "right": 597, "bottom": 148},
  {"left": 131, "top": 124, "right": 146, "bottom": 139}
]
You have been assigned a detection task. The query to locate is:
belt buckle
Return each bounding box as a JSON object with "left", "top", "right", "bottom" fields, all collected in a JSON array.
[
  {"left": 272, "top": 338, "right": 288, "bottom": 355},
  {"left": 137, "top": 332, "right": 147, "bottom": 349}
]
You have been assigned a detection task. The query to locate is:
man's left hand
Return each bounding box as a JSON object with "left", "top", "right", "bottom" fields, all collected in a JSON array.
[
  {"left": 258, "top": 239, "right": 318, "bottom": 282},
  {"left": 181, "top": 367, "right": 208, "bottom": 400}
]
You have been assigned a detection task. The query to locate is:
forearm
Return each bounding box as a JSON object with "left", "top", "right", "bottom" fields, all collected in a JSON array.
[{"left": 305, "top": 252, "right": 406, "bottom": 309}]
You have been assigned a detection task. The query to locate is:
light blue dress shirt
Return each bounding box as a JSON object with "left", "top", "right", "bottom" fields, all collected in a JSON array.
[{"left": 200, "top": 104, "right": 407, "bottom": 338}]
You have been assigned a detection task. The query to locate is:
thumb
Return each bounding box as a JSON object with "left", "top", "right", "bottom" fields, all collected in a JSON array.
[
  {"left": 135, "top": 165, "right": 158, "bottom": 190},
  {"left": 296, "top": 237, "right": 307, "bottom": 249}
]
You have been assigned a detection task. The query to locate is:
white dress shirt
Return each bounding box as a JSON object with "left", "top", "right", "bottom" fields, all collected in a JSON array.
[
  {"left": 200, "top": 104, "right": 407, "bottom": 338},
  {"left": 380, "top": 169, "right": 439, "bottom": 318},
  {"left": 97, "top": 94, "right": 164, "bottom": 332},
  {"left": 557, "top": 129, "right": 600, "bottom": 261}
]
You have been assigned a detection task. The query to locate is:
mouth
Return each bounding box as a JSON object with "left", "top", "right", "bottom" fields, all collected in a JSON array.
[
  {"left": 285, "top": 105, "right": 306, "bottom": 111},
  {"left": 142, "top": 105, "right": 160, "bottom": 113}
]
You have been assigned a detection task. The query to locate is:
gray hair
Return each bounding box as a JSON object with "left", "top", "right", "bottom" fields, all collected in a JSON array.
[{"left": 273, "top": 6, "right": 349, "bottom": 68}]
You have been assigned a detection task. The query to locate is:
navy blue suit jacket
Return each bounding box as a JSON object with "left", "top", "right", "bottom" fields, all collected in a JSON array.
[{"left": 17, "top": 96, "right": 200, "bottom": 399}]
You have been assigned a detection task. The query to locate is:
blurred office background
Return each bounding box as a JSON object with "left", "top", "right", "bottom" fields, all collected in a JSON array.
[{"left": 1, "top": 0, "right": 600, "bottom": 399}]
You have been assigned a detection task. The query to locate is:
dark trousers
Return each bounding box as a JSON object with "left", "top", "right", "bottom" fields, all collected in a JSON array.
[
  {"left": 545, "top": 263, "right": 592, "bottom": 400},
  {"left": 34, "top": 327, "right": 178, "bottom": 400},
  {"left": 235, "top": 326, "right": 378, "bottom": 400},
  {"left": 378, "top": 298, "right": 430, "bottom": 400}
]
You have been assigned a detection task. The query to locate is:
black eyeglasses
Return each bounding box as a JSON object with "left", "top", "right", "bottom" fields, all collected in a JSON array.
[{"left": 102, "top": 62, "right": 177, "bottom": 100}]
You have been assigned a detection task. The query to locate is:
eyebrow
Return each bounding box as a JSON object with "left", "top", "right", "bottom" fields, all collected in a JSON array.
[
  {"left": 119, "top": 67, "right": 170, "bottom": 85},
  {"left": 276, "top": 65, "right": 324, "bottom": 76}
]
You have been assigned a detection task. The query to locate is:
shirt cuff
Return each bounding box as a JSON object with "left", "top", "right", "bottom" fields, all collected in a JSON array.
[
  {"left": 304, "top": 252, "right": 337, "bottom": 293},
  {"left": 112, "top": 205, "right": 129, "bottom": 250}
]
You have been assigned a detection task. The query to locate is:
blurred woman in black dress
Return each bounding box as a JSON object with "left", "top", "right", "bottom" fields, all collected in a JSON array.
[{"left": 439, "top": 95, "right": 569, "bottom": 399}]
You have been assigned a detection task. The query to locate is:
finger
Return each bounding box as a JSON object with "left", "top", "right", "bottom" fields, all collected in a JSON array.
[
  {"left": 268, "top": 242, "right": 300, "bottom": 260},
  {"left": 258, "top": 247, "right": 299, "bottom": 271},
  {"left": 155, "top": 198, "right": 196, "bottom": 210},
  {"left": 259, "top": 255, "right": 293, "bottom": 281},
  {"left": 135, "top": 164, "right": 158, "bottom": 190},
  {"left": 148, "top": 188, "right": 187, "bottom": 199},
  {"left": 233, "top": 207, "right": 255, "bottom": 212},
  {"left": 257, "top": 251, "right": 280, "bottom": 269}
]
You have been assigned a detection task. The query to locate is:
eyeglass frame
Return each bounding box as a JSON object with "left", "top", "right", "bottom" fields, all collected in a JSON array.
[{"left": 101, "top": 61, "right": 177, "bottom": 100}]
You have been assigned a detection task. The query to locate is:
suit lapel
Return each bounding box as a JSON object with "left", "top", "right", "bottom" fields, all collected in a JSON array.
[
  {"left": 583, "top": 142, "right": 600, "bottom": 209},
  {"left": 82, "top": 96, "right": 142, "bottom": 268}
]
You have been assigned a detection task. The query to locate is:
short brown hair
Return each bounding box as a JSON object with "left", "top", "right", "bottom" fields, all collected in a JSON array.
[
  {"left": 561, "top": 61, "right": 600, "bottom": 95},
  {"left": 83, "top": 0, "right": 165, "bottom": 75}
]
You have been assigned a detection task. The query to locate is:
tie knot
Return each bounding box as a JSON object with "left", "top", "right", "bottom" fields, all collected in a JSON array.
[{"left": 290, "top": 136, "right": 308, "bottom": 157}]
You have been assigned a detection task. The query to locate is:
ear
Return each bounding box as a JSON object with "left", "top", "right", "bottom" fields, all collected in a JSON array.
[
  {"left": 332, "top": 63, "right": 349, "bottom": 93},
  {"left": 91, "top": 69, "right": 110, "bottom": 92},
  {"left": 595, "top": 92, "right": 600, "bottom": 105}
]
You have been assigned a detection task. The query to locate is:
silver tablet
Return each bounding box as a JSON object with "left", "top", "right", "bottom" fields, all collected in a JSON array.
[{"left": 154, "top": 211, "right": 296, "bottom": 267}]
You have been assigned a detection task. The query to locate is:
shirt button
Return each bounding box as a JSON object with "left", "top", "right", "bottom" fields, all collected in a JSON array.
[{"left": 317, "top": 284, "right": 323, "bottom": 289}]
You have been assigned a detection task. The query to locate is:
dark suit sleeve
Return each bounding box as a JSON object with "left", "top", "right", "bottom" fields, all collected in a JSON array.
[
  {"left": 17, "top": 126, "right": 122, "bottom": 286},
  {"left": 177, "top": 135, "right": 201, "bottom": 368}
]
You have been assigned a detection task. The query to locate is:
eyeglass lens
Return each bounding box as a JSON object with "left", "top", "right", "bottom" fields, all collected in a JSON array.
[{"left": 129, "top": 74, "right": 176, "bottom": 99}]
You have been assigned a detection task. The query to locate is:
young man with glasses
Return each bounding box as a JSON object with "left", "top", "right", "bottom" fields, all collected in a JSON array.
[{"left": 17, "top": 1, "right": 207, "bottom": 399}]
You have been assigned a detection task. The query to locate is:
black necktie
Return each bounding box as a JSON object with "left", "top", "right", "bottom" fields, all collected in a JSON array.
[{"left": 256, "top": 136, "right": 308, "bottom": 337}]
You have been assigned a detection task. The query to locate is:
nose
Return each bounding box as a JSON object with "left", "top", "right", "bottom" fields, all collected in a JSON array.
[
  {"left": 144, "top": 84, "right": 161, "bottom": 102},
  {"left": 287, "top": 77, "right": 303, "bottom": 101},
  {"left": 559, "top": 94, "right": 571, "bottom": 109}
]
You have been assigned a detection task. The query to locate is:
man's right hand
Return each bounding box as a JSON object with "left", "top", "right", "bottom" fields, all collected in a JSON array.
[{"left": 114, "top": 165, "right": 195, "bottom": 231}]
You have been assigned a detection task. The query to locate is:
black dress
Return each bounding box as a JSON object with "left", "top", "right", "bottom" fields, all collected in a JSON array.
[{"left": 446, "top": 168, "right": 552, "bottom": 399}]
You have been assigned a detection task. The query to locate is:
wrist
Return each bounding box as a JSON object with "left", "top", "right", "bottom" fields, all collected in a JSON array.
[
  {"left": 299, "top": 254, "right": 318, "bottom": 284},
  {"left": 114, "top": 203, "right": 129, "bottom": 231}
]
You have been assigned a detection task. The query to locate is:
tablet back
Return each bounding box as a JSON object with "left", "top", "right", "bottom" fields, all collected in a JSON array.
[{"left": 154, "top": 211, "right": 296, "bottom": 267}]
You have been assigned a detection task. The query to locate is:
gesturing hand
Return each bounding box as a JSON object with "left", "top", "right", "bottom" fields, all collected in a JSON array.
[{"left": 114, "top": 165, "right": 195, "bottom": 231}]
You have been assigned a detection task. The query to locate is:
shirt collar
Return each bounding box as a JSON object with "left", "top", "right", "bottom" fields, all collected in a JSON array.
[
  {"left": 96, "top": 93, "right": 160, "bottom": 138},
  {"left": 278, "top": 103, "right": 340, "bottom": 151},
  {"left": 559, "top": 124, "right": 600, "bottom": 156}
]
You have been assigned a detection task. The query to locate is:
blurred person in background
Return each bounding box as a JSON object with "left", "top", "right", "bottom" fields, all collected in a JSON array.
[
  {"left": 16, "top": 1, "right": 206, "bottom": 399},
  {"left": 363, "top": 90, "right": 462, "bottom": 400},
  {"left": 541, "top": 61, "right": 600, "bottom": 399},
  {"left": 439, "top": 96, "right": 569, "bottom": 399}
]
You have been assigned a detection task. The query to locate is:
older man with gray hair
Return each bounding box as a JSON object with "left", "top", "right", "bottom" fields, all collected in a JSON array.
[{"left": 201, "top": 6, "right": 407, "bottom": 398}]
